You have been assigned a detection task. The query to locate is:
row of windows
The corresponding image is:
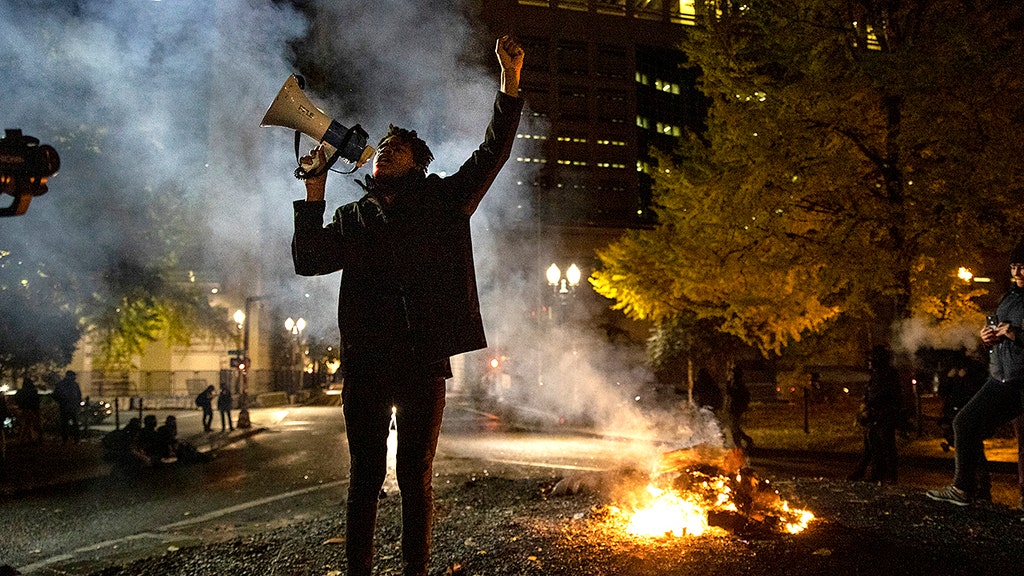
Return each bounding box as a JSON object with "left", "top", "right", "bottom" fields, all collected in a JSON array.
[
  {"left": 518, "top": 157, "right": 630, "bottom": 170},
  {"left": 513, "top": 179, "right": 631, "bottom": 194},
  {"left": 636, "top": 116, "right": 682, "bottom": 136},
  {"left": 517, "top": 0, "right": 698, "bottom": 25},
  {"left": 517, "top": 134, "right": 626, "bottom": 146},
  {"left": 635, "top": 72, "right": 682, "bottom": 95}
]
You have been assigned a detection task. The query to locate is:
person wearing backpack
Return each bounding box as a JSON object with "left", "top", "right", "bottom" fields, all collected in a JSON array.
[{"left": 195, "top": 385, "right": 215, "bottom": 432}]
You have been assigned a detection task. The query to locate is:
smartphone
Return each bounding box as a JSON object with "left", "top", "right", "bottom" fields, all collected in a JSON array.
[{"left": 987, "top": 314, "right": 999, "bottom": 327}]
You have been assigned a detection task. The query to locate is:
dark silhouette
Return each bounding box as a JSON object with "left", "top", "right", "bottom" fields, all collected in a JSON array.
[
  {"left": 726, "top": 366, "right": 754, "bottom": 451},
  {"left": 692, "top": 368, "right": 723, "bottom": 413},
  {"left": 196, "top": 385, "right": 214, "bottom": 432},
  {"left": 849, "top": 345, "right": 902, "bottom": 485},
  {"left": 935, "top": 354, "right": 985, "bottom": 451},
  {"left": 217, "top": 384, "right": 234, "bottom": 432},
  {"left": 289, "top": 36, "right": 523, "bottom": 576},
  {"left": 0, "top": 392, "right": 10, "bottom": 465},
  {"left": 140, "top": 414, "right": 162, "bottom": 460},
  {"left": 154, "top": 415, "right": 210, "bottom": 464},
  {"left": 52, "top": 370, "right": 82, "bottom": 443},
  {"left": 101, "top": 417, "right": 151, "bottom": 470},
  {"left": 13, "top": 377, "right": 42, "bottom": 444}
]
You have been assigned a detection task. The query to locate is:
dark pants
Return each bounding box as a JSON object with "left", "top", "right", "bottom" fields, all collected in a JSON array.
[
  {"left": 342, "top": 365, "right": 446, "bottom": 576},
  {"left": 219, "top": 409, "right": 233, "bottom": 431},
  {"left": 850, "top": 422, "right": 898, "bottom": 483},
  {"left": 202, "top": 408, "right": 213, "bottom": 432},
  {"left": 953, "top": 378, "right": 1024, "bottom": 494},
  {"left": 58, "top": 408, "right": 80, "bottom": 443}
]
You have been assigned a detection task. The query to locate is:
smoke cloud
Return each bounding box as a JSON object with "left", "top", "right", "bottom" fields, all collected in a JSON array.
[{"left": 1, "top": 0, "right": 698, "bottom": 451}]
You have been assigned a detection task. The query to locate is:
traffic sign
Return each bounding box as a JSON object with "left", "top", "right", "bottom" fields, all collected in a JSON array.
[{"left": 228, "top": 349, "right": 244, "bottom": 355}]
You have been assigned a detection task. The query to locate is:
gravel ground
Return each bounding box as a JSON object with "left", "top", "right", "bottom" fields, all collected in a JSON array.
[{"left": 81, "top": 465, "right": 1024, "bottom": 576}]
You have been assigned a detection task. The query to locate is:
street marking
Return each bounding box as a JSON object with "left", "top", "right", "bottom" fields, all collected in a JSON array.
[
  {"left": 17, "top": 481, "right": 346, "bottom": 574},
  {"left": 160, "top": 480, "right": 346, "bottom": 529}
]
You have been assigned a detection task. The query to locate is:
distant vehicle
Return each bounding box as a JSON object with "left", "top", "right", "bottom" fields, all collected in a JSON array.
[{"left": 80, "top": 399, "right": 113, "bottom": 425}]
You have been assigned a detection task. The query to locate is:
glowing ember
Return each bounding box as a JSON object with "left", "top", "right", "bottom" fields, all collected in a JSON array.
[
  {"left": 605, "top": 448, "right": 815, "bottom": 539},
  {"left": 625, "top": 485, "right": 712, "bottom": 537}
]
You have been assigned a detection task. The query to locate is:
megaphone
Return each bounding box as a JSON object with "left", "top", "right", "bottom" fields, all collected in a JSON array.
[{"left": 260, "top": 75, "right": 375, "bottom": 179}]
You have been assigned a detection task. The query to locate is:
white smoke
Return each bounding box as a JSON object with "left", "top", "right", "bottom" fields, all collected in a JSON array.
[{"left": 0, "top": 0, "right": 687, "bottom": 446}]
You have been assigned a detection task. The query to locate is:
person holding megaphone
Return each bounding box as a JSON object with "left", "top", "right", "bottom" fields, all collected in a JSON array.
[{"left": 290, "top": 35, "right": 523, "bottom": 576}]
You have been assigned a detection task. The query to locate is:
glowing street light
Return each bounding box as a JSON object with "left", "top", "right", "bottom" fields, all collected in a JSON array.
[
  {"left": 285, "top": 317, "right": 306, "bottom": 335},
  {"left": 958, "top": 266, "right": 992, "bottom": 284},
  {"left": 547, "top": 262, "right": 581, "bottom": 295},
  {"left": 284, "top": 317, "right": 306, "bottom": 396},
  {"left": 233, "top": 309, "right": 245, "bottom": 329}
]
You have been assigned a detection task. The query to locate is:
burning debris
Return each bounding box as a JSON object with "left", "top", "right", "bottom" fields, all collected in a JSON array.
[{"left": 553, "top": 445, "right": 814, "bottom": 539}]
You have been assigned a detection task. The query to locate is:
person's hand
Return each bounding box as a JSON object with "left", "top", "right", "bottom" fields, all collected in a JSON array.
[
  {"left": 495, "top": 35, "right": 523, "bottom": 97},
  {"left": 996, "top": 322, "right": 1017, "bottom": 343},
  {"left": 981, "top": 324, "right": 1000, "bottom": 345},
  {"left": 300, "top": 145, "right": 327, "bottom": 201}
]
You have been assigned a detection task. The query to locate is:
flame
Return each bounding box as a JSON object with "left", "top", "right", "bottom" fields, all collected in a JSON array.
[
  {"left": 625, "top": 485, "right": 712, "bottom": 537},
  {"left": 614, "top": 475, "right": 814, "bottom": 539}
]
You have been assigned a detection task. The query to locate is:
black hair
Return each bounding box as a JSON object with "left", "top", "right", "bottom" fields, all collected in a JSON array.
[{"left": 379, "top": 125, "right": 433, "bottom": 174}]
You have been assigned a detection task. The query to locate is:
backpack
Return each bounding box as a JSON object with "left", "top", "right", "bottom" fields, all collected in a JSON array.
[{"left": 195, "top": 392, "right": 204, "bottom": 407}]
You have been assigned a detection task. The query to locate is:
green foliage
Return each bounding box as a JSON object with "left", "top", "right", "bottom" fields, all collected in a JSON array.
[
  {"left": 0, "top": 251, "right": 82, "bottom": 378},
  {"left": 83, "top": 259, "right": 233, "bottom": 371},
  {"left": 595, "top": 0, "right": 1024, "bottom": 360}
]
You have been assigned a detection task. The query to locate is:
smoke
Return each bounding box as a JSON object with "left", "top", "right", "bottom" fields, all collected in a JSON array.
[
  {"left": 893, "top": 315, "right": 984, "bottom": 356},
  {"left": 0, "top": 0, "right": 697, "bottom": 447}
]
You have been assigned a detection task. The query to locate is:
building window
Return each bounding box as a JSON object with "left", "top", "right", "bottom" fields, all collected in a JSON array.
[
  {"left": 559, "top": 0, "right": 588, "bottom": 10},
  {"left": 634, "top": 0, "right": 663, "bottom": 20},
  {"left": 596, "top": 0, "right": 627, "bottom": 15},
  {"left": 597, "top": 45, "right": 629, "bottom": 79},
  {"left": 635, "top": 71, "right": 650, "bottom": 85},
  {"left": 654, "top": 79, "right": 681, "bottom": 94},
  {"left": 655, "top": 122, "right": 682, "bottom": 136},
  {"left": 557, "top": 40, "right": 588, "bottom": 75},
  {"left": 559, "top": 86, "right": 589, "bottom": 121},
  {"left": 671, "top": 0, "right": 697, "bottom": 25},
  {"left": 636, "top": 115, "right": 650, "bottom": 129}
]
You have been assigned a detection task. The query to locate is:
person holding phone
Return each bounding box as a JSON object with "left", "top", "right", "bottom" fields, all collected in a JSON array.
[{"left": 927, "top": 239, "right": 1024, "bottom": 506}]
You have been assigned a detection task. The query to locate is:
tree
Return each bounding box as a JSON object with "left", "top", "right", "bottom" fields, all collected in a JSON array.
[
  {"left": 81, "top": 259, "right": 233, "bottom": 371},
  {"left": 0, "top": 251, "right": 82, "bottom": 381},
  {"left": 593, "top": 0, "right": 1024, "bottom": 360}
]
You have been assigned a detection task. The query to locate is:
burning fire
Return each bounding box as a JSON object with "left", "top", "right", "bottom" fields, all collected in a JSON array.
[{"left": 607, "top": 447, "right": 815, "bottom": 538}]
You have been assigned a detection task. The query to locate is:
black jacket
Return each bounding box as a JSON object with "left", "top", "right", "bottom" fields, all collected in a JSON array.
[
  {"left": 989, "top": 286, "right": 1024, "bottom": 385},
  {"left": 292, "top": 92, "right": 523, "bottom": 369}
]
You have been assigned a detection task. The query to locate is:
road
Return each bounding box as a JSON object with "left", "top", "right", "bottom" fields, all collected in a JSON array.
[{"left": 2, "top": 402, "right": 1020, "bottom": 574}]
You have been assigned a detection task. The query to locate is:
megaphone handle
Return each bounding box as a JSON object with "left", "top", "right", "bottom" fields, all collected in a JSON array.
[{"left": 293, "top": 133, "right": 339, "bottom": 180}]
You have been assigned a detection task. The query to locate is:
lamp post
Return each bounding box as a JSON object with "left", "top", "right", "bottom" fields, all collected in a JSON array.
[
  {"left": 285, "top": 317, "right": 306, "bottom": 399},
  {"left": 544, "top": 262, "right": 582, "bottom": 416},
  {"left": 232, "top": 309, "right": 253, "bottom": 429},
  {"left": 546, "top": 262, "right": 581, "bottom": 322}
]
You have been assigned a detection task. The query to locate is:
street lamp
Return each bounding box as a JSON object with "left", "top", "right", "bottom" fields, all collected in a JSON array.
[
  {"left": 231, "top": 309, "right": 253, "bottom": 429},
  {"left": 285, "top": 317, "right": 306, "bottom": 397},
  {"left": 545, "top": 262, "right": 583, "bottom": 414},
  {"left": 546, "top": 262, "right": 582, "bottom": 295}
]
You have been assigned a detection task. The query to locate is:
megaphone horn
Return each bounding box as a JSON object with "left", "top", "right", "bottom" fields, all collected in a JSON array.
[{"left": 260, "top": 74, "right": 375, "bottom": 178}]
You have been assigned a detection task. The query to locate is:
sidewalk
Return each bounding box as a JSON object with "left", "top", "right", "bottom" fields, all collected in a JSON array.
[{"left": 0, "top": 408, "right": 267, "bottom": 497}]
